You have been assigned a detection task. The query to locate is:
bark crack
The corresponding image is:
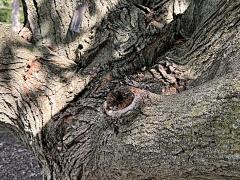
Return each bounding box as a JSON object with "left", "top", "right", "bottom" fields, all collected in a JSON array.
[{"left": 32, "top": 0, "right": 42, "bottom": 35}]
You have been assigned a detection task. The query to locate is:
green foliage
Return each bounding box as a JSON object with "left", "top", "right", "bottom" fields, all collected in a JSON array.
[
  {"left": 0, "top": 8, "right": 11, "bottom": 23},
  {"left": 0, "top": 0, "right": 11, "bottom": 7},
  {"left": 0, "top": 0, "right": 24, "bottom": 24}
]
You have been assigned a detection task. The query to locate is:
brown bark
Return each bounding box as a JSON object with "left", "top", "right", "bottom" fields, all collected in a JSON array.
[{"left": 0, "top": 0, "right": 240, "bottom": 179}]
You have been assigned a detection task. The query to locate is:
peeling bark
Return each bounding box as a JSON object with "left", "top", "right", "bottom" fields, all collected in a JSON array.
[{"left": 0, "top": 0, "right": 240, "bottom": 179}]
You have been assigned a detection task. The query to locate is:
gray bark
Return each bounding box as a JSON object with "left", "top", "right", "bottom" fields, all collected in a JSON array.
[
  {"left": 0, "top": 0, "right": 240, "bottom": 179},
  {"left": 11, "top": 0, "right": 21, "bottom": 32}
]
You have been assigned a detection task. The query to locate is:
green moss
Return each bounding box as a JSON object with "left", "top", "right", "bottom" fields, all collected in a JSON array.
[{"left": 187, "top": 100, "right": 240, "bottom": 155}]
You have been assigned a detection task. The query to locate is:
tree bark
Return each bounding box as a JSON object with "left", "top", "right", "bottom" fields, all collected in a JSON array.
[
  {"left": 11, "top": 0, "right": 21, "bottom": 32},
  {"left": 0, "top": 0, "right": 240, "bottom": 179}
]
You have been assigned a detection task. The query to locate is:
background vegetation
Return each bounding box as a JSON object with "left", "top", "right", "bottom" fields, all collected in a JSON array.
[{"left": 0, "top": 0, "right": 24, "bottom": 23}]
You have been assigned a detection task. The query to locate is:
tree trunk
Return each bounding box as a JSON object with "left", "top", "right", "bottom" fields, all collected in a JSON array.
[
  {"left": 0, "top": 0, "right": 240, "bottom": 179},
  {"left": 11, "top": 0, "right": 21, "bottom": 32}
]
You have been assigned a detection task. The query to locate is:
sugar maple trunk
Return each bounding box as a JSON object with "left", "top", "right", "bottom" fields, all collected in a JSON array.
[{"left": 0, "top": 0, "right": 240, "bottom": 179}]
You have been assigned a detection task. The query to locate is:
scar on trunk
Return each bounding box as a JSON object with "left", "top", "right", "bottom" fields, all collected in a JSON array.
[{"left": 103, "top": 87, "right": 144, "bottom": 118}]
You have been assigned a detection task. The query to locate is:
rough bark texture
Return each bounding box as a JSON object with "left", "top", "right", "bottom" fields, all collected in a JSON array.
[
  {"left": 0, "top": 127, "right": 42, "bottom": 179},
  {"left": 0, "top": 0, "right": 240, "bottom": 179}
]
